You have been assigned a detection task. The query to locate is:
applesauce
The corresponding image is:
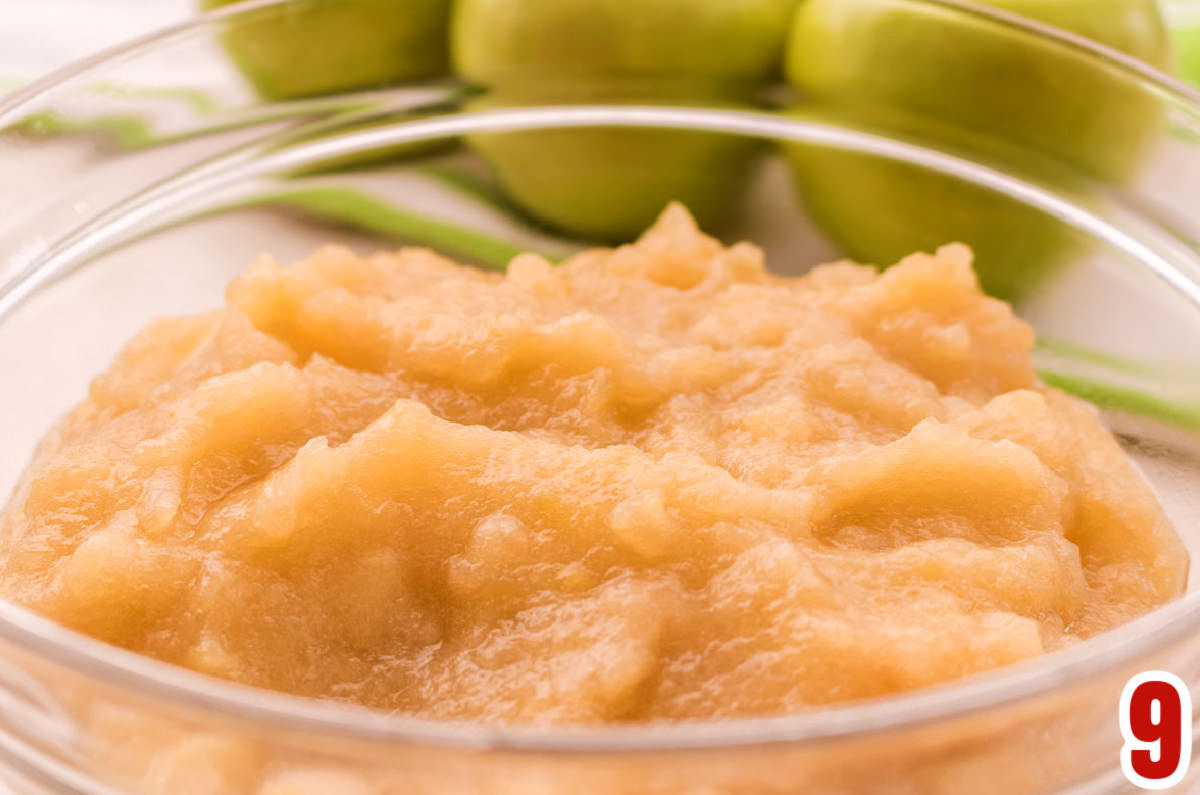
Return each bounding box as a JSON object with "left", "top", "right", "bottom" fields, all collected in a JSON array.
[{"left": 0, "top": 205, "right": 1186, "bottom": 724}]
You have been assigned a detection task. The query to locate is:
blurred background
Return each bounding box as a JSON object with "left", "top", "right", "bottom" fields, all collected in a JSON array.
[
  {"left": 0, "top": 0, "right": 1195, "bottom": 84},
  {"left": 0, "top": 1, "right": 189, "bottom": 81},
  {"left": 1, "top": 1, "right": 1198, "bottom": 89}
]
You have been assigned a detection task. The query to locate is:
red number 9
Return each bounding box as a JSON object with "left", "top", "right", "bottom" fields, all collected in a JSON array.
[{"left": 1121, "top": 671, "right": 1192, "bottom": 790}]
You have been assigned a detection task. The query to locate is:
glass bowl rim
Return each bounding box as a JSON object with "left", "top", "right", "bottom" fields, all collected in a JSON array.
[{"left": 0, "top": 0, "right": 1199, "bottom": 754}]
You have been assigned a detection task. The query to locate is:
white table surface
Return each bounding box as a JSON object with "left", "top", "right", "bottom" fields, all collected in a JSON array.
[{"left": 0, "top": 0, "right": 192, "bottom": 83}]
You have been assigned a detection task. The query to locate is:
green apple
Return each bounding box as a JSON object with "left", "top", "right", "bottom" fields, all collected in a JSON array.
[
  {"left": 783, "top": 0, "right": 1170, "bottom": 299},
  {"left": 202, "top": 0, "right": 452, "bottom": 100},
  {"left": 464, "top": 96, "right": 763, "bottom": 243},
  {"left": 787, "top": 0, "right": 1168, "bottom": 179},
  {"left": 454, "top": 0, "right": 797, "bottom": 90},
  {"left": 451, "top": 0, "right": 796, "bottom": 242},
  {"left": 789, "top": 133, "right": 1079, "bottom": 300},
  {"left": 1174, "top": 23, "right": 1200, "bottom": 84}
]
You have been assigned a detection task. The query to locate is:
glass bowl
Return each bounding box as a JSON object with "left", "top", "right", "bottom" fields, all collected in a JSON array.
[{"left": 1, "top": 1, "right": 1200, "bottom": 792}]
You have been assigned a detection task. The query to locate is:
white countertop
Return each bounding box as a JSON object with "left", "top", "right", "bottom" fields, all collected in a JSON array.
[{"left": 0, "top": 0, "right": 191, "bottom": 82}]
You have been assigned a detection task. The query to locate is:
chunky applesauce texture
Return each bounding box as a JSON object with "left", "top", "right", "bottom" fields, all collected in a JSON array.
[{"left": 0, "top": 205, "right": 1186, "bottom": 724}]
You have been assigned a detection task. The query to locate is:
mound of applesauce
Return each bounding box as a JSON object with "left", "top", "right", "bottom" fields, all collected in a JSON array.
[{"left": 0, "top": 205, "right": 1187, "bottom": 724}]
